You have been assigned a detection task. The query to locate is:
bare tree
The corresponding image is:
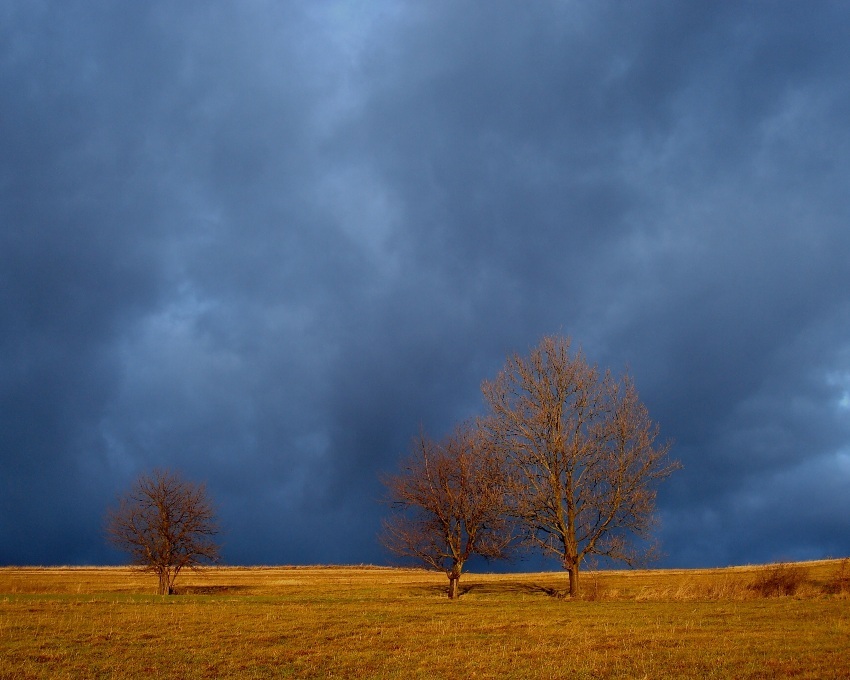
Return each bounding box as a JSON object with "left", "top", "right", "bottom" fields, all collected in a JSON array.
[
  {"left": 482, "top": 335, "right": 680, "bottom": 597},
  {"left": 380, "top": 423, "right": 514, "bottom": 599},
  {"left": 105, "top": 469, "right": 220, "bottom": 595}
]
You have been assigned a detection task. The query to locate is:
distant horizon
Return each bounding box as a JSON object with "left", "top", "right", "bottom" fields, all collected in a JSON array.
[{"left": 5, "top": 556, "right": 848, "bottom": 572}]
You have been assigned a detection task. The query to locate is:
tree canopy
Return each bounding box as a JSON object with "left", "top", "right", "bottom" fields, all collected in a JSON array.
[
  {"left": 482, "top": 335, "right": 680, "bottom": 596},
  {"left": 381, "top": 423, "right": 514, "bottom": 598},
  {"left": 105, "top": 469, "right": 220, "bottom": 595}
]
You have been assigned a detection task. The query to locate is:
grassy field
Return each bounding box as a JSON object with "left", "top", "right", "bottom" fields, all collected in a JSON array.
[{"left": 1, "top": 560, "right": 848, "bottom": 679}]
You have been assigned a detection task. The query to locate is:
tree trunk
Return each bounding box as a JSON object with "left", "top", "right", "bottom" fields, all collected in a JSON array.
[
  {"left": 568, "top": 564, "right": 579, "bottom": 598},
  {"left": 158, "top": 569, "right": 174, "bottom": 595},
  {"left": 448, "top": 575, "right": 459, "bottom": 599}
]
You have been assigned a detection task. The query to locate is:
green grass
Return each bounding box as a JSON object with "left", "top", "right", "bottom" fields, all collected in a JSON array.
[{"left": 1, "top": 562, "right": 848, "bottom": 678}]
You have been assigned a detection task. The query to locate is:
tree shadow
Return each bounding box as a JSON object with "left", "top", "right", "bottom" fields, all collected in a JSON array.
[
  {"left": 460, "top": 581, "right": 567, "bottom": 598},
  {"left": 174, "top": 585, "right": 248, "bottom": 595},
  {"left": 410, "top": 579, "right": 568, "bottom": 599}
]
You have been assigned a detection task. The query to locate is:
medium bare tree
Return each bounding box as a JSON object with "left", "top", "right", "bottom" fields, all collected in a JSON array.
[
  {"left": 105, "top": 469, "right": 220, "bottom": 595},
  {"left": 380, "top": 422, "right": 514, "bottom": 598},
  {"left": 482, "top": 335, "right": 680, "bottom": 597}
]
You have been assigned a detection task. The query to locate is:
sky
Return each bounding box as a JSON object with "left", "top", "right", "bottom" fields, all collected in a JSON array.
[{"left": 2, "top": 1, "right": 849, "bottom": 569}]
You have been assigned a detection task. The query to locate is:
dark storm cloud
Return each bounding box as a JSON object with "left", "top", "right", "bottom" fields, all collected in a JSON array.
[{"left": 2, "top": 1, "right": 849, "bottom": 567}]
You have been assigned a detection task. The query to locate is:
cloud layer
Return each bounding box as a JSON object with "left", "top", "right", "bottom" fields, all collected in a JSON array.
[{"left": 2, "top": 1, "right": 849, "bottom": 567}]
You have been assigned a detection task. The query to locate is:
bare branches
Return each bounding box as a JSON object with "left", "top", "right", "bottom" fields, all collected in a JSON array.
[
  {"left": 380, "top": 422, "right": 514, "bottom": 598},
  {"left": 378, "top": 335, "right": 678, "bottom": 599},
  {"left": 482, "top": 335, "right": 680, "bottom": 597},
  {"left": 105, "top": 469, "right": 220, "bottom": 595}
]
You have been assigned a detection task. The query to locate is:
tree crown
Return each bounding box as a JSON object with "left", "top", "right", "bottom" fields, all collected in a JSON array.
[{"left": 105, "top": 469, "right": 220, "bottom": 575}]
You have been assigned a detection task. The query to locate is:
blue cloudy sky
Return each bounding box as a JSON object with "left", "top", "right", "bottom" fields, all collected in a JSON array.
[{"left": 2, "top": 1, "right": 849, "bottom": 568}]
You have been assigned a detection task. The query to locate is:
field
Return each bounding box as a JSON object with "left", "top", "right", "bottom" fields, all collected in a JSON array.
[{"left": 1, "top": 561, "right": 848, "bottom": 679}]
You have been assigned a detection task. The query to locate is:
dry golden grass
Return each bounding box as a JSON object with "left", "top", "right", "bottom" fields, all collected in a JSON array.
[{"left": 1, "top": 561, "right": 848, "bottom": 679}]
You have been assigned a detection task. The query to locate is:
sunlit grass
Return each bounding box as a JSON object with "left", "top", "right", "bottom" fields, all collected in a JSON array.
[{"left": 1, "top": 561, "right": 848, "bottom": 678}]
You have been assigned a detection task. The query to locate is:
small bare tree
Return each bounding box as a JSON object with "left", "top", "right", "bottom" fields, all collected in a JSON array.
[
  {"left": 482, "top": 335, "right": 680, "bottom": 598},
  {"left": 381, "top": 423, "right": 514, "bottom": 599},
  {"left": 105, "top": 469, "right": 220, "bottom": 595}
]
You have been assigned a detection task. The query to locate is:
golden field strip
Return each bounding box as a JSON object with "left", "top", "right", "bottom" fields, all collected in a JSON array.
[{"left": 1, "top": 561, "right": 848, "bottom": 679}]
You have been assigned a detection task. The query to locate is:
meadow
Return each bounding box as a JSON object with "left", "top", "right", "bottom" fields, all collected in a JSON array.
[{"left": 1, "top": 560, "right": 848, "bottom": 679}]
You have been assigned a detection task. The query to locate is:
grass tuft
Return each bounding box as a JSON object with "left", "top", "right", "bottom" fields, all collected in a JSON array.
[
  {"left": 824, "top": 557, "right": 850, "bottom": 595},
  {"left": 750, "top": 562, "right": 808, "bottom": 597}
]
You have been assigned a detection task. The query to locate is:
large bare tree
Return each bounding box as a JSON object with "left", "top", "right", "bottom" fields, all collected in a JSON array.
[
  {"left": 105, "top": 469, "right": 220, "bottom": 595},
  {"left": 482, "top": 335, "right": 680, "bottom": 597},
  {"left": 381, "top": 423, "right": 514, "bottom": 598}
]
